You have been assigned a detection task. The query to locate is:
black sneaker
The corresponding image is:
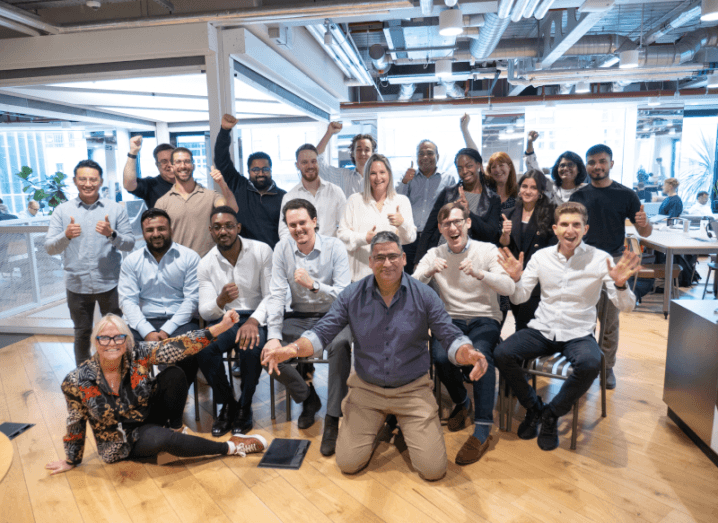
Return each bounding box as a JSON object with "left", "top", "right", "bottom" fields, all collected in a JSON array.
[
  {"left": 537, "top": 408, "right": 559, "bottom": 451},
  {"left": 297, "top": 384, "right": 322, "bottom": 429},
  {"left": 231, "top": 363, "right": 241, "bottom": 377},
  {"left": 517, "top": 399, "right": 544, "bottom": 440},
  {"left": 232, "top": 406, "right": 253, "bottom": 435},
  {"left": 320, "top": 416, "right": 339, "bottom": 456},
  {"left": 212, "top": 402, "right": 236, "bottom": 438}
]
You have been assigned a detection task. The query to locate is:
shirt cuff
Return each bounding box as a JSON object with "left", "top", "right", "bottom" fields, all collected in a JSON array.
[
  {"left": 302, "top": 330, "right": 324, "bottom": 357},
  {"left": 267, "top": 327, "right": 283, "bottom": 341},
  {"left": 160, "top": 320, "right": 178, "bottom": 336},
  {"left": 447, "top": 335, "right": 473, "bottom": 366},
  {"left": 137, "top": 321, "right": 156, "bottom": 340}
]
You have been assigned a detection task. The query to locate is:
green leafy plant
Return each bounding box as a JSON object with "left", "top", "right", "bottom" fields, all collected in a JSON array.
[{"left": 14, "top": 166, "right": 68, "bottom": 214}]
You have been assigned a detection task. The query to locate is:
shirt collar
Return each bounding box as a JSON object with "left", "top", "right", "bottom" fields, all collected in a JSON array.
[
  {"left": 446, "top": 238, "right": 472, "bottom": 255},
  {"left": 369, "top": 270, "right": 409, "bottom": 298},
  {"left": 142, "top": 241, "right": 179, "bottom": 261},
  {"left": 74, "top": 196, "right": 104, "bottom": 209},
  {"left": 294, "top": 233, "right": 323, "bottom": 257},
  {"left": 168, "top": 182, "right": 204, "bottom": 196},
  {"left": 553, "top": 241, "right": 588, "bottom": 261}
]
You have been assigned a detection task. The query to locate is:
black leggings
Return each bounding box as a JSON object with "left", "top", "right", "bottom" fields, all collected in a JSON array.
[{"left": 128, "top": 366, "right": 229, "bottom": 459}]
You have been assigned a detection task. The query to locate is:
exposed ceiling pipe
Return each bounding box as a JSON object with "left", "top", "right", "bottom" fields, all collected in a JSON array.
[
  {"left": 443, "top": 82, "right": 465, "bottom": 98},
  {"left": 0, "top": 15, "right": 41, "bottom": 36},
  {"left": 0, "top": 2, "right": 58, "bottom": 34},
  {"left": 523, "top": 0, "right": 542, "bottom": 19},
  {"left": 326, "top": 22, "right": 374, "bottom": 85},
  {"left": 152, "top": 0, "right": 175, "bottom": 13},
  {"left": 643, "top": 1, "right": 700, "bottom": 46},
  {"left": 469, "top": 13, "right": 511, "bottom": 60},
  {"left": 612, "top": 81, "right": 632, "bottom": 92},
  {"left": 398, "top": 83, "right": 416, "bottom": 100},
  {"left": 509, "top": 64, "right": 706, "bottom": 86},
  {"left": 510, "top": 0, "right": 531, "bottom": 23},
  {"left": 497, "top": 0, "right": 515, "bottom": 20},
  {"left": 534, "top": 0, "right": 556, "bottom": 20},
  {"left": 639, "top": 27, "right": 718, "bottom": 67},
  {"left": 306, "top": 25, "right": 354, "bottom": 79},
  {"left": 369, "top": 43, "right": 390, "bottom": 73}
]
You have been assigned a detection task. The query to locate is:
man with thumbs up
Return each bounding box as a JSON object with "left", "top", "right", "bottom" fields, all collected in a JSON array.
[
  {"left": 570, "top": 144, "right": 652, "bottom": 389},
  {"left": 396, "top": 140, "right": 455, "bottom": 271},
  {"left": 45, "top": 160, "right": 135, "bottom": 365}
]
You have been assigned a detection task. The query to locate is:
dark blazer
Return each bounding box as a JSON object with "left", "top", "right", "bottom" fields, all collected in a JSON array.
[{"left": 415, "top": 181, "right": 501, "bottom": 264}]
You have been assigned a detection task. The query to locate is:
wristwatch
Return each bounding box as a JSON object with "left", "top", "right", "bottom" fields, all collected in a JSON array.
[
  {"left": 127, "top": 153, "right": 137, "bottom": 159},
  {"left": 110, "top": 230, "right": 117, "bottom": 241},
  {"left": 311, "top": 280, "right": 320, "bottom": 293}
]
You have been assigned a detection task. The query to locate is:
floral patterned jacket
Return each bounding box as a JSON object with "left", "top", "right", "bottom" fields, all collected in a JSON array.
[{"left": 61, "top": 329, "right": 213, "bottom": 465}]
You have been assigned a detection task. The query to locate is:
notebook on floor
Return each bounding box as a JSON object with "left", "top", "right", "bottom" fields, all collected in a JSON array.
[
  {"left": 0, "top": 422, "right": 34, "bottom": 440},
  {"left": 257, "top": 438, "right": 310, "bottom": 470}
]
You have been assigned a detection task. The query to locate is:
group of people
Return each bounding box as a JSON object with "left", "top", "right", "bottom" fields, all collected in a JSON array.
[{"left": 44, "top": 114, "right": 648, "bottom": 481}]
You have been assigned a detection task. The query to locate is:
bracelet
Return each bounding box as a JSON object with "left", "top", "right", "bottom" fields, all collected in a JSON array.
[
  {"left": 289, "top": 342, "right": 300, "bottom": 357},
  {"left": 127, "top": 153, "right": 138, "bottom": 159}
]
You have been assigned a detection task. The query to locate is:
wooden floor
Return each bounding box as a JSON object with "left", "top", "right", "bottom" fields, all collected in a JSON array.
[{"left": 1, "top": 302, "right": 718, "bottom": 523}]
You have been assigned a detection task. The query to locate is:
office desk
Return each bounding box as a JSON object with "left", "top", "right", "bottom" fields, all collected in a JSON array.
[{"left": 630, "top": 227, "right": 718, "bottom": 318}]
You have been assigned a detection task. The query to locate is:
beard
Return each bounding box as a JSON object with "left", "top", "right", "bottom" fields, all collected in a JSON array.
[
  {"left": 147, "top": 237, "right": 172, "bottom": 256},
  {"left": 216, "top": 235, "right": 238, "bottom": 252},
  {"left": 253, "top": 175, "right": 272, "bottom": 191}
]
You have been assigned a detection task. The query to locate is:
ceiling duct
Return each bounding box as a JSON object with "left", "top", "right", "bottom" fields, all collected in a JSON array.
[
  {"left": 398, "top": 83, "right": 416, "bottom": 100},
  {"left": 498, "top": 0, "right": 515, "bottom": 19},
  {"left": 469, "top": 13, "right": 511, "bottom": 60},
  {"left": 369, "top": 43, "right": 389, "bottom": 73},
  {"left": 640, "top": 26, "right": 718, "bottom": 67},
  {"left": 443, "top": 82, "right": 464, "bottom": 98}
]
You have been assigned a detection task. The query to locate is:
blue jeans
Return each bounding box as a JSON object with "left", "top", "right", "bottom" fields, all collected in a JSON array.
[
  {"left": 195, "top": 313, "right": 266, "bottom": 408},
  {"left": 431, "top": 317, "right": 501, "bottom": 427},
  {"left": 494, "top": 328, "right": 601, "bottom": 418}
]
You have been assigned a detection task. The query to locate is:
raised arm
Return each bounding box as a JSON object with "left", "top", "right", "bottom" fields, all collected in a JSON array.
[
  {"left": 317, "top": 121, "right": 342, "bottom": 155},
  {"left": 47, "top": 374, "right": 90, "bottom": 474},
  {"left": 123, "top": 135, "right": 142, "bottom": 192},
  {"left": 214, "top": 115, "right": 244, "bottom": 190},
  {"left": 210, "top": 167, "right": 239, "bottom": 212},
  {"left": 460, "top": 114, "right": 478, "bottom": 150}
]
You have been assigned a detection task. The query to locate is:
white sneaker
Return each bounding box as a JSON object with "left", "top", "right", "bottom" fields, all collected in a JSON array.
[{"left": 228, "top": 434, "right": 267, "bottom": 457}]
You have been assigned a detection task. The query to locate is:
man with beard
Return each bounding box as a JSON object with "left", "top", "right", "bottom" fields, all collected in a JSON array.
[
  {"left": 397, "top": 140, "right": 455, "bottom": 270},
  {"left": 214, "top": 114, "right": 287, "bottom": 248},
  {"left": 196, "top": 206, "right": 273, "bottom": 437},
  {"left": 316, "top": 121, "right": 377, "bottom": 198},
  {"left": 123, "top": 136, "right": 176, "bottom": 209},
  {"left": 278, "top": 144, "right": 346, "bottom": 242},
  {"left": 119, "top": 208, "right": 201, "bottom": 384},
  {"left": 570, "top": 144, "right": 652, "bottom": 389},
  {"left": 155, "top": 148, "right": 238, "bottom": 257}
]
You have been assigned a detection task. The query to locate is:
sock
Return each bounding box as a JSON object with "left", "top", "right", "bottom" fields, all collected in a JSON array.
[
  {"left": 473, "top": 423, "right": 491, "bottom": 443},
  {"left": 225, "top": 441, "right": 235, "bottom": 455},
  {"left": 461, "top": 396, "right": 471, "bottom": 410}
]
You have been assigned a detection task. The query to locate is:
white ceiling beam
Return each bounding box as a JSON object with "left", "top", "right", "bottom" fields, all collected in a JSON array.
[
  {"left": 0, "top": 0, "right": 58, "bottom": 34},
  {"left": 0, "top": 15, "right": 40, "bottom": 36}
]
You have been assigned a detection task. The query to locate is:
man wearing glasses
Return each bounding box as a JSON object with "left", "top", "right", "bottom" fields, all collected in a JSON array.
[
  {"left": 262, "top": 230, "right": 486, "bottom": 481},
  {"left": 414, "top": 202, "right": 514, "bottom": 465},
  {"left": 214, "top": 114, "right": 287, "bottom": 249},
  {"left": 122, "top": 136, "right": 175, "bottom": 208},
  {"left": 46, "top": 159, "right": 135, "bottom": 365},
  {"left": 397, "top": 140, "right": 455, "bottom": 271}
]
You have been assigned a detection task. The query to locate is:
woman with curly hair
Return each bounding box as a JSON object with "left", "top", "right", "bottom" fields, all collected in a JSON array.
[
  {"left": 549, "top": 151, "right": 588, "bottom": 204},
  {"left": 500, "top": 170, "right": 557, "bottom": 331},
  {"left": 46, "top": 310, "right": 267, "bottom": 475}
]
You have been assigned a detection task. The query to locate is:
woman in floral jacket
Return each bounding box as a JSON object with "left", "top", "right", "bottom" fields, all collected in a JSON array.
[{"left": 46, "top": 310, "right": 266, "bottom": 474}]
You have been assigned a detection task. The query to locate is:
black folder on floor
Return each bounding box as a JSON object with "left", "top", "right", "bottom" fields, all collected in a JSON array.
[
  {"left": 0, "top": 422, "right": 34, "bottom": 440},
  {"left": 257, "top": 438, "right": 310, "bottom": 470}
]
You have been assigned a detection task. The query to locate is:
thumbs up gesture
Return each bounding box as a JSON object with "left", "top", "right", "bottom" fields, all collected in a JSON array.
[
  {"left": 501, "top": 213, "right": 512, "bottom": 236},
  {"left": 402, "top": 161, "right": 416, "bottom": 185},
  {"left": 388, "top": 205, "right": 404, "bottom": 227},
  {"left": 366, "top": 225, "right": 377, "bottom": 244},
  {"left": 96, "top": 214, "right": 113, "bottom": 238},
  {"left": 65, "top": 216, "right": 81, "bottom": 240},
  {"left": 635, "top": 204, "right": 648, "bottom": 228},
  {"left": 209, "top": 164, "right": 226, "bottom": 187}
]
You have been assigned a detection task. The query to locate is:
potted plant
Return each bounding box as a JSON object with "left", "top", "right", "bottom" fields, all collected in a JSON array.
[{"left": 14, "top": 166, "right": 68, "bottom": 215}]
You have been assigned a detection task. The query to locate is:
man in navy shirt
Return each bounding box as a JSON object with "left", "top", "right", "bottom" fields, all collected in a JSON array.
[
  {"left": 570, "top": 144, "right": 652, "bottom": 389},
  {"left": 123, "top": 136, "right": 175, "bottom": 209},
  {"left": 262, "top": 231, "right": 486, "bottom": 481},
  {"left": 214, "top": 114, "right": 286, "bottom": 249}
]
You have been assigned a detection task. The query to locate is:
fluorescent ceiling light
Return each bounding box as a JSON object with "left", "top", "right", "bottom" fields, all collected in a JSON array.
[
  {"left": 434, "top": 84, "right": 447, "bottom": 99},
  {"left": 708, "top": 73, "right": 718, "bottom": 88},
  {"left": 619, "top": 50, "right": 640, "bottom": 69},
  {"left": 439, "top": 9, "right": 464, "bottom": 36},
  {"left": 576, "top": 81, "right": 590, "bottom": 93},
  {"left": 701, "top": 0, "right": 718, "bottom": 22},
  {"left": 435, "top": 59, "right": 453, "bottom": 78}
]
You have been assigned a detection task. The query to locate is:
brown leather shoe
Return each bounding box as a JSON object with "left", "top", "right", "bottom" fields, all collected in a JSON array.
[
  {"left": 447, "top": 401, "right": 471, "bottom": 432},
  {"left": 455, "top": 435, "right": 493, "bottom": 466}
]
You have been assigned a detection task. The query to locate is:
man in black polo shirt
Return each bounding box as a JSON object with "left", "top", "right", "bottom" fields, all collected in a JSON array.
[
  {"left": 214, "top": 114, "right": 286, "bottom": 249},
  {"left": 123, "top": 136, "right": 175, "bottom": 209},
  {"left": 570, "top": 144, "right": 652, "bottom": 389}
]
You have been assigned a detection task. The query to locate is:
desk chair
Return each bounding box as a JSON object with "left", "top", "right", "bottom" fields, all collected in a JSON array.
[
  {"left": 499, "top": 289, "right": 609, "bottom": 450},
  {"left": 701, "top": 255, "right": 718, "bottom": 299},
  {"left": 625, "top": 236, "right": 682, "bottom": 301}
]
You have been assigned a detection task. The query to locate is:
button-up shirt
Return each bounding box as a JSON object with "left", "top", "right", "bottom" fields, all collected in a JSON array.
[
  {"left": 266, "top": 234, "right": 351, "bottom": 340},
  {"left": 511, "top": 242, "right": 636, "bottom": 341},
  {"left": 197, "top": 238, "right": 273, "bottom": 324},
  {"left": 318, "top": 153, "right": 363, "bottom": 198},
  {"left": 396, "top": 170, "right": 455, "bottom": 232},
  {"left": 118, "top": 242, "right": 200, "bottom": 339},
  {"left": 45, "top": 197, "right": 135, "bottom": 294},
  {"left": 278, "top": 178, "right": 347, "bottom": 242},
  {"left": 303, "top": 273, "right": 471, "bottom": 388}
]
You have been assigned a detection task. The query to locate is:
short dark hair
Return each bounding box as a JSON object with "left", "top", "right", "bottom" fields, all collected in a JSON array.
[
  {"left": 416, "top": 139, "right": 439, "bottom": 158},
  {"left": 697, "top": 191, "right": 709, "bottom": 198},
  {"left": 282, "top": 198, "right": 318, "bottom": 224},
  {"left": 153, "top": 143, "right": 175, "bottom": 162},
  {"left": 586, "top": 144, "right": 613, "bottom": 160},
  {"left": 140, "top": 208, "right": 172, "bottom": 229},
  {"left": 74, "top": 159, "right": 103, "bottom": 178},
  {"left": 247, "top": 151, "right": 272, "bottom": 171},
  {"left": 350, "top": 134, "right": 377, "bottom": 164},
  {"left": 295, "top": 143, "right": 318, "bottom": 160},
  {"left": 437, "top": 202, "right": 468, "bottom": 224},
  {"left": 171, "top": 147, "right": 193, "bottom": 163},
  {"left": 454, "top": 147, "right": 482, "bottom": 166},
  {"left": 551, "top": 151, "right": 588, "bottom": 188},
  {"left": 370, "top": 230, "right": 403, "bottom": 255},
  {"left": 555, "top": 201, "right": 588, "bottom": 226},
  {"left": 210, "top": 205, "right": 239, "bottom": 223}
]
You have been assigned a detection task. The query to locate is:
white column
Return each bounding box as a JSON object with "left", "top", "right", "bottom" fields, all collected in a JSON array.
[{"left": 155, "top": 122, "right": 170, "bottom": 144}]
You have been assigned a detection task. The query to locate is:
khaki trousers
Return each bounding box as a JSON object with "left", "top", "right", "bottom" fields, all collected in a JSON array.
[{"left": 336, "top": 372, "right": 447, "bottom": 481}]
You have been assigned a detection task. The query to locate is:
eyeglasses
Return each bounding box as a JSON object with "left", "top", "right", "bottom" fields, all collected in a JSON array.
[
  {"left": 211, "top": 223, "right": 238, "bottom": 232},
  {"left": 418, "top": 151, "right": 436, "bottom": 157},
  {"left": 440, "top": 218, "right": 465, "bottom": 230},
  {"left": 96, "top": 334, "right": 128, "bottom": 346},
  {"left": 75, "top": 177, "right": 101, "bottom": 185},
  {"left": 250, "top": 167, "right": 271, "bottom": 174},
  {"left": 157, "top": 159, "right": 172, "bottom": 166},
  {"left": 372, "top": 253, "right": 402, "bottom": 264}
]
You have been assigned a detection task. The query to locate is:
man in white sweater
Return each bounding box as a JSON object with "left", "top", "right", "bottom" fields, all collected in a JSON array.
[{"left": 414, "top": 202, "right": 515, "bottom": 465}]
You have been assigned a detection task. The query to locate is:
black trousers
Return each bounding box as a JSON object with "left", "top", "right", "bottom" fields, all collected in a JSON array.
[{"left": 66, "top": 287, "right": 121, "bottom": 365}]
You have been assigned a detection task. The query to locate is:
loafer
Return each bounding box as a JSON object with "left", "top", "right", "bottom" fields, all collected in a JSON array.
[
  {"left": 537, "top": 409, "right": 559, "bottom": 451},
  {"left": 232, "top": 406, "right": 253, "bottom": 435},
  {"left": 320, "top": 419, "right": 339, "bottom": 456},
  {"left": 605, "top": 368, "right": 616, "bottom": 390},
  {"left": 455, "top": 435, "right": 493, "bottom": 466},
  {"left": 447, "top": 401, "right": 471, "bottom": 432},
  {"left": 517, "top": 399, "right": 544, "bottom": 440},
  {"left": 297, "top": 384, "right": 322, "bottom": 430},
  {"left": 212, "top": 402, "right": 235, "bottom": 438}
]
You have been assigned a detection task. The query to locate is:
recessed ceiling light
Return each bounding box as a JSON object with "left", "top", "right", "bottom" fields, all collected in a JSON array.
[{"left": 439, "top": 8, "right": 464, "bottom": 36}]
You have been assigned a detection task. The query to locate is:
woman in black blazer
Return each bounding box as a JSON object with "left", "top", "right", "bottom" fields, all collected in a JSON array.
[{"left": 499, "top": 170, "right": 557, "bottom": 331}]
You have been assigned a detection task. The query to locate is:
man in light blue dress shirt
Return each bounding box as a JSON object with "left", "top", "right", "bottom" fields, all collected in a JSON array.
[
  {"left": 45, "top": 160, "right": 135, "bottom": 365},
  {"left": 262, "top": 198, "right": 352, "bottom": 457},
  {"left": 119, "top": 208, "right": 201, "bottom": 382},
  {"left": 396, "top": 140, "right": 455, "bottom": 271}
]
